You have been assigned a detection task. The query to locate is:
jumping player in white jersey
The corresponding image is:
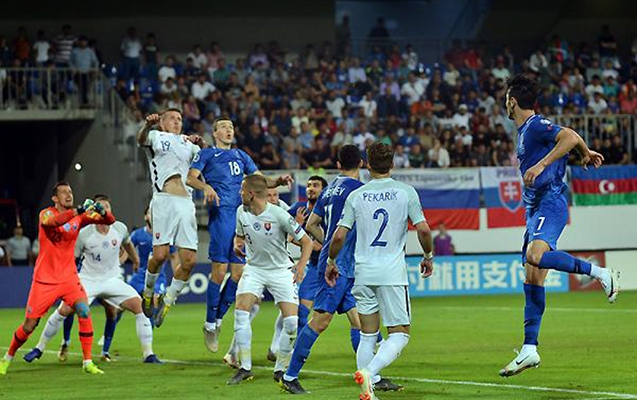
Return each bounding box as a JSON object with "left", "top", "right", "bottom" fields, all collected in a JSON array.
[
  {"left": 329, "top": 142, "right": 434, "bottom": 400},
  {"left": 226, "top": 175, "right": 313, "bottom": 386},
  {"left": 24, "top": 195, "right": 161, "bottom": 363},
  {"left": 137, "top": 108, "right": 204, "bottom": 327}
]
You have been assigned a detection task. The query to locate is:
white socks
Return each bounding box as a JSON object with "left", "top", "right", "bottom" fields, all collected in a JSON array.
[
  {"left": 135, "top": 313, "right": 154, "bottom": 358},
  {"left": 144, "top": 271, "right": 159, "bottom": 297},
  {"left": 165, "top": 279, "right": 188, "bottom": 305},
  {"left": 590, "top": 264, "right": 606, "bottom": 280},
  {"left": 234, "top": 310, "right": 252, "bottom": 370},
  {"left": 270, "top": 312, "right": 283, "bottom": 354},
  {"left": 37, "top": 309, "right": 66, "bottom": 351},
  {"left": 367, "top": 332, "right": 410, "bottom": 377},
  {"left": 204, "top": 321, "right": 216, "bottom": 332},
  {"left": 274, "top": 316, "right": 298, "bottom": 372},
  {"left": 521, "top": 344, "right": 537, "bottom": 356},
  {"left": 357, "top": 331, "right": 381, "bottom": 383},
  {"left": 228, "top": 303, "right": 260, "bottom": 356}
]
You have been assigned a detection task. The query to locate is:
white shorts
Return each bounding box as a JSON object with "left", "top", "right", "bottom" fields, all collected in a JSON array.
[
  {"left": 150, "top": 192, "right": 198, "bottom": 250},
  {"left": 237, "top": 265, "right": 298, "bottom": 305},
  {"left": 80, "top": 276, "right": 141, "bottom": 309},
  {"left": 351, "top": 285, "right": 411, "bottom": 327}
]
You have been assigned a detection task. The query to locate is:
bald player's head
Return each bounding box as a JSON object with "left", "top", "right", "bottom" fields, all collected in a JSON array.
[{"left": 241, "top": 174, "right": 268, "bottom": 207}]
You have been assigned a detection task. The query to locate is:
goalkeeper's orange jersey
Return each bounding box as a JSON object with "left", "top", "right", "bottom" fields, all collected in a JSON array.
[{"left": 33, "top": 206, "right": 115, "bottom": 284}]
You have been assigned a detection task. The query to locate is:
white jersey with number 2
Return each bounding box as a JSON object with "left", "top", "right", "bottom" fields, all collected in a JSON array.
[{"left": 339, "top": 177, "right": 425, "bottom": 286}]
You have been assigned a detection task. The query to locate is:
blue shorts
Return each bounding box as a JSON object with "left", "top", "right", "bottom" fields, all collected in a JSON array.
[
  {"left": 298, "top": 263, "right": 319, "bottom": 302},
  {"left": 522, "top": 193, "right": 568, "bottom": 263},
  {"left": 314, "top": 274, "right": 356, "bottom": 315},
  {"left": 128, "top": 270, "right": 167, "bottom": 295},
  {"left": 208, "top": 206, "right": 244, "bottom": 264}
]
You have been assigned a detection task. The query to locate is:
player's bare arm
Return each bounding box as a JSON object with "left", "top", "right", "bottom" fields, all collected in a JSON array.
[
  {"left": 123, "top": 240, "right": 140, "bottom": 272},
  {"left": 293, "top": 234, "right": 313, "bottom": 284},
  {"left": 415, "top": 221, "right": 434, "bottom": 278},
  {"left": 254, "top": 171, "right": 294, "bottom": 188},
  {"left": 304, "top": 213, "right": 325, "bottom": 244},
  {"left": 137, "top": 113, "right": 160, "bottom": 146},
  {"left": 567, "top": 127, "right": 605, "bottom": 169},
  {"left": 187, "top": 168, "right": 220, "bottom": 206},
  {"left": 326, "top": 226, "right": 350, "bottom": 286},
  {"left": 233, "top": 235, "right": 246, "bottom": 258},
  {"left": 523, "top": 129, "right": 579, "bottom": 187}
]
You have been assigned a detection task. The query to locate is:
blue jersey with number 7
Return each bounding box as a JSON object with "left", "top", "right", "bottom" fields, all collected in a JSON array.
[{"left": 190, "top": 147, "right": 258, "bottom": 209}]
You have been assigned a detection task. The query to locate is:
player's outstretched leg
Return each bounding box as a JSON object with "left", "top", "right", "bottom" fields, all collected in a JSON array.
[
  {"left": 157, "top": 248, "right": 196, "bottom": 327},
  {"left": 2, "top": 320, "right": 38, "bottom": 375},
  {"left": 24, "top": 308, "right": 69, "bottom": 363},
  {"left": 535, "top": 250, "right": 620, "bottom": 302}
]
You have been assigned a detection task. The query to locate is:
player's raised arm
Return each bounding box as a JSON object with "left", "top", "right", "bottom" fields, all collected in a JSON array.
[
  {"left": 187, "top": 167, "right": 220, "bottom": 206},
  {"left": 523, "top": 129, "right": 579, "bottom": 187},
  {"left": 78, "top": 202, "right": 115, "bottom": 228},
  {"left": 565, "top": 127, "right": 605, "bottom": 169},
  {"left": 137, "top": 113, "right": 160, "bottom": 146},
  {"left": 254, "top": 171, "right": 294, "bottom": 188},
  {"left": 40, "top": 198, "right": 95, "bottom": 228}
]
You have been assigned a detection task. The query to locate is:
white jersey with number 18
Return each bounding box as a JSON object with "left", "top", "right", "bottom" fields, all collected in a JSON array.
[{"left": 339, "top": 177, "right": 425, "bottom": 286}]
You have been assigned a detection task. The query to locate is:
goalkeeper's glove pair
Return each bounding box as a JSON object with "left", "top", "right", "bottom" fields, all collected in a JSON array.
[{"left": 76, "top": 199, "right": 106, "bottom": 216}]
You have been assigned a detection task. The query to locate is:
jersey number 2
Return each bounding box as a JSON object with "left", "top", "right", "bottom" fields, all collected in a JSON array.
[
  {"left": 228, "top": 161, "right": 241, "bottom": 176},
  {"left": 371, "top": 208, "right": 388, "bottom": 247}
]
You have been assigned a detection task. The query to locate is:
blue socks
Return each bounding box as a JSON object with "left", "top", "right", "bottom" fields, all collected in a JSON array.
[
  {"left": 298, "top": 303, "right": 310, "bottom": 333},
  {"left": 539, "top": 251, "right": 592, "bottom": 275},
  {"left": 286, "top": 325, "right": 320, "bottom": 379},
  {"left": 523, "top": 283, "right": 546, "bottom": 345},
  {"left": 206, "top": 281, "right": 221, "bottom": 324},
  {"left": 63, "top": 315, "right": 74, "bottom": 345},
  {"left": 102, "top": 315, "right": 119, "bottom": 354},
  {"left": 216, "top": 279, "right": 238, "bottom": 321},
  {"left": 350, "top": 328, "right": 361, "bottom": 352}
]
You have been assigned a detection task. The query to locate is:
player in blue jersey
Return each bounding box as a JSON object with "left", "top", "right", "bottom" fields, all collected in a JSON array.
[
  {"left": 499, "top": 75, "right": 620, "bottom": 377},
  {"left": 281, "top": 145, "right": 402, "bottom": 394},
  {"left": 187, "top": 116, "right": 293, "bottom": 352}
]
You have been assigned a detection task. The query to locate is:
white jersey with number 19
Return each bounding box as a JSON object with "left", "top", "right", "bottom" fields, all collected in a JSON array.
[
  {"left": 338, "top": 177, "right": 425, "bottom": 286},
  {"left": 141, "top": 130, "right": 200, "bottom": 194}
]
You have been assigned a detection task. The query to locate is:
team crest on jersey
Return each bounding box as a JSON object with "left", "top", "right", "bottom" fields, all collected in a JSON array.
[
  {"left": 264, "top": 222, "right": 271, "bottom": 231},
  {"left": 498, "top": 181, "right": 522, "bottom": 212},
  {"left": 253, "top": 222, "right": 261, "bottom": 231},
  {"left": 102, "top": 241, "right": 109, "bottom": 249},
  {"left": 155, "top": 232, "right": 160, "bottom": 239},
  {"left": 63, "top": 223, "right": 71, "bottom": 232},
  {"left": 111, "top": 239, "right": 118, "bottom": 247}
]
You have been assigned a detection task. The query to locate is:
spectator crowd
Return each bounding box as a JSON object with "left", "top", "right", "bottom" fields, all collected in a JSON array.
[{"left": 2, "top": 21, "right": 637, "bottom": 170}]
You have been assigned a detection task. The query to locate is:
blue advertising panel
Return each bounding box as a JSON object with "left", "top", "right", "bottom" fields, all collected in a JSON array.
[{"left": 406, "top": 255, "right": 570, "bottom": 297}]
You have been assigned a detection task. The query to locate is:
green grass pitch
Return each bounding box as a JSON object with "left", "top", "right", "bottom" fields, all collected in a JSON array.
[{"left": 1, "top": 291, "right": 636, "bottom": 400}]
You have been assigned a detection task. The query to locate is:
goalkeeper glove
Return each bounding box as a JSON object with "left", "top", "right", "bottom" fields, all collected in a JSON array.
[
  {"left": 76, "top": 199, "right": 95, "bottom": 214},
  {"left": 93, "top": 201, "right": 107, "bottom": 217}
]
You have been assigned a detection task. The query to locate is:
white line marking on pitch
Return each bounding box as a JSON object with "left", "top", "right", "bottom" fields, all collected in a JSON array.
[
  {"left": 7, "top": 348, "right": 637, "bottom": 399},
  {"left": 437, "top": 306, "right": 637, "bottom": 314}
]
